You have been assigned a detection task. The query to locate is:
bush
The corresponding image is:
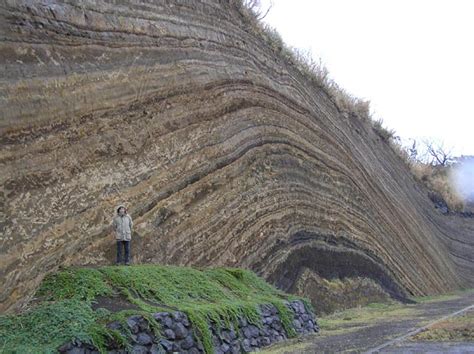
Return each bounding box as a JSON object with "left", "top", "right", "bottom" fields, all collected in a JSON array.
[
  {"left": 390, "top": 142, "right": 465, "bottom": 212},
  {"left": 372, "top": 119, "right": 396, "bottom": 142},
  {"left": 411, "top": 163, "right": 464, "bottom": 212}
]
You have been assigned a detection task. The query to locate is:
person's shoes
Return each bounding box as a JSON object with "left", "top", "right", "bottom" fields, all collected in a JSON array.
[
  {"left": 115, "top": 261, "right": 122, "bottom": 266},
  {"left": 125, "top": 261, "right": 130, "bottom": 266}
]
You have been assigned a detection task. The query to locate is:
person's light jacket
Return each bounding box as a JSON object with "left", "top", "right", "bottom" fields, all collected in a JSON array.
[{"left": 112, "top": 205, "right": 133, "bottom": 241}]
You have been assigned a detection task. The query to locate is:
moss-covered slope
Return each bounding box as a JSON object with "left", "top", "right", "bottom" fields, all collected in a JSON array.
[{"left": 0, "top": 265, "right": 312, "bottom": 353}]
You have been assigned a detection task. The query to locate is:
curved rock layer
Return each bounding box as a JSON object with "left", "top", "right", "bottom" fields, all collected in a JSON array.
[
  {"left": 1, "top": 0, "right": 473, "bottom": 312},
  {"left": 293, "top": 269, "right": 391, "bottom": 315}
]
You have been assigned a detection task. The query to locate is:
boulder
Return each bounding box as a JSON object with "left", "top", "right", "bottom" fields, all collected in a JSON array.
[
  {"left": 164, "top": 329, "right": 176, "bottom": 340},
  {"left": 180, "top": 335, "right": 195, "bottom": 350},
  {"left": 126, "top": 318, "right": 139, "bottom": 334},
  {"left": 150, "top": 344, "right": 165, "bottom": 354},
  {"left": 173, "top": 322, "right": 188, "bottom": 339},
  {"left": 241, "top": 338, "right": 251, "bottom": 353},
  {"left": 130, "top": 345, "right": 148, "bottom": 354},
  {"left": 158, "top": 339, "right": 174, "bottom": 352},
  {"left": 135, "top": 332, "right": 153, "bottom": 346},
  {"left": 292, "top": 319, "right": 302, "bottom": 329}
]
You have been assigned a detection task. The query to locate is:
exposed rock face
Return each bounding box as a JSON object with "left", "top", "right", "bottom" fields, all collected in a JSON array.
[
  {"left": 1, "top": 0, "right": 473, "bottom": 312},
  {"left": 293, "top": 268, "right": 391, "bottom": 315}
]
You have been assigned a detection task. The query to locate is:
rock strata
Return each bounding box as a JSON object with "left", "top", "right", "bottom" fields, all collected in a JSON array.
[{"left": 1, "top": 0, "right": 473, "bottom": 312}]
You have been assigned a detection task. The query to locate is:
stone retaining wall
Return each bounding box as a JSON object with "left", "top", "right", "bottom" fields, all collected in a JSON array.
[{"left": 59, "top": 300, "right": 318, "bottom": 353}]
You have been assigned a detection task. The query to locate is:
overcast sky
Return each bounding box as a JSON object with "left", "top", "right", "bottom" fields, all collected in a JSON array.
[{"left": 259, "top": 0, "right": 474, "bottom": 156}]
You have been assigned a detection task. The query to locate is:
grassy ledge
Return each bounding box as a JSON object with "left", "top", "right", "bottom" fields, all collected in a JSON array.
[{"left": 0, "top": 265, "right": 312, "bottom": 354}]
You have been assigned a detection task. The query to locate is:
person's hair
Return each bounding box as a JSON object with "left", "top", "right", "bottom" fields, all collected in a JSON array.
[{"left": 117, "top": 206, "right": 126, "bottom": 214}]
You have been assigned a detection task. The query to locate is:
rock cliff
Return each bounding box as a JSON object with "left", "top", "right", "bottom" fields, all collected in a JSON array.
[{"left": 1, "top": 0, "right": 473, "bottom": 313}]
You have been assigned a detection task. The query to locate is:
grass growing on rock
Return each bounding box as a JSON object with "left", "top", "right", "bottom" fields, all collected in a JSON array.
[
  {"left": 0, "top": 265, "right": 308, "bottom": 354},
  {"left": 0, "top": 299, "right": 111, "bottom": 354}
]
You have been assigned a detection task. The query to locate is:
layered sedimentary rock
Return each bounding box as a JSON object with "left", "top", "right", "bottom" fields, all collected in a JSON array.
[
  {"left": 293, "top": 269, "right": 391, "bottom": 315},
  {"left": 1, "top": 0, "right": 473, "bottom": 313}
]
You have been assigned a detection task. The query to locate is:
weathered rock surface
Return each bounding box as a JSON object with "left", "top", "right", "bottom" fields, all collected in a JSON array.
[
  {"left": 1, "top": 0, "right": 473, "bottom": 312},
  {"left": 293, "top": 269, "right": 392, "bottom": 315}
]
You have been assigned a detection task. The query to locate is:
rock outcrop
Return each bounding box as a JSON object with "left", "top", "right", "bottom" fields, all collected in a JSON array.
[
  {"left": 1, "top": 0, "right": 473, "bottom": 312},
  {"left": 293, "top": 269, "right": 392, "bottom": 315}
]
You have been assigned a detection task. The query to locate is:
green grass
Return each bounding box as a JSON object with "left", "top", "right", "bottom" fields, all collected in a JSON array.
[
  {"left": 0, "top": 299, "right": 111, "bottom": 354},
  {"left": 412, "top": 294, "right": 461, "bottom": 304},
  {"left": 259, "top": 338, "right": 315, "bottom": 354},
  {"left": 409, "top": 288, "right": 474, "bottom": 304},
  {"left": 317, "top": 300, "right": 416, "bottom": 332},
  {"left": 317, "top": 290, "right": 474, "bottom": 333},
  {"left": 0, "top": 265, "right": 310, "bottom": 354},
  {"left": 263, "top": 290, "right": 474, "bottom": 353},
  {"left": 409, "top": 289, "right": 474, "bottom": 304}
]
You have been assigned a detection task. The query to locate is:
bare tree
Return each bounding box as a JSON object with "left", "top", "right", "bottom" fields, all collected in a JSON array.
[
  {"left": 423, "top": 140, "right": 453, "bottom": 166},
  {"left": 242, "top": 0, "right": 273, "bottom": 20},
  {"left": 408, "top": 140, "right": 418, "bottom": 161}
]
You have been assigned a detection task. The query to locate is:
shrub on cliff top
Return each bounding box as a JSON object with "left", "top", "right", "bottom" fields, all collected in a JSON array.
[{"left": 235, "top": 0, "right": 381, "bottom": 136}]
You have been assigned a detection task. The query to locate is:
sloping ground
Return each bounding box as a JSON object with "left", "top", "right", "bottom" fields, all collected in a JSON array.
[
  {"left": 1, "top": 0, "right": 473, "bottom": 313},
  {"left": 413, "top": 308, "right": 474, "bottom": 341},
  {"left": 0, "top": 265, "right": 312, "bottom": 353},
  {"left": 261, "top": 289, "right": 474, "bottom": 353}
]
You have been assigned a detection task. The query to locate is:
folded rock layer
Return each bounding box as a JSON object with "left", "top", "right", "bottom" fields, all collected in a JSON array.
[{"left": 1, "top": 0, "right": 473, "bottom": 312}]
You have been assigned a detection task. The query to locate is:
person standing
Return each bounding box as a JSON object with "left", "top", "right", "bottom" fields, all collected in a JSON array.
[{"left": 111, "top": 204, "right": 133, "bottom": 265}]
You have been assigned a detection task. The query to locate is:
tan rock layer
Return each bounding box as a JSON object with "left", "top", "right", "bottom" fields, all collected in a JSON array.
[
  {"left": 1, "top": 0, "right": 473, "bottom": 312},
  {"left": 293, "top": 268, "right": 391, "bottom": 315}
]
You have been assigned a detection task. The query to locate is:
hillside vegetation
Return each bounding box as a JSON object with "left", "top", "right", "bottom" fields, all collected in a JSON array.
[{"left": 0, "top": 265, "right": 311, "bottom": 353}]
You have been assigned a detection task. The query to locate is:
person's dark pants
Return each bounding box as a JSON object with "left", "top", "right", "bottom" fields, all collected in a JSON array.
[{"left": 116, "top": 240, "right": 131, "bottom": 264}]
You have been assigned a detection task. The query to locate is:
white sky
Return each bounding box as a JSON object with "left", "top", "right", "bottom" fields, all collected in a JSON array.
[{"left": 259, "top": 0, "right": 474, "bottom": 156}]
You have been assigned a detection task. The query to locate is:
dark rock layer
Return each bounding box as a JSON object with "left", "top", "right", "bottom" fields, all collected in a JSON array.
[{"left": 1, "top": 0, "right": 473, "bottom": 312}]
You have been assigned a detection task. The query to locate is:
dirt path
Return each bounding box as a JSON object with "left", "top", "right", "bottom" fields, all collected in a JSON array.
[
  {"left": 263, "top": 290, "right": 474, "bottom": 353},
  {"left": 367, "top": 304, "right": 474, "bottom": 353}
]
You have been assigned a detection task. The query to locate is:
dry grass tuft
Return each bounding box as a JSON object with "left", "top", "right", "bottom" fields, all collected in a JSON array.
[
  {"left": 372, "top": 118, "right": 396, "bottom": 142},
  {"left": 235, "top": 1, "right": 465, "bottom": 211},
  {"left": 410, "top": 164, "right": 464, "bottom": 212},
  {"left": 234, "top": 1, "right": 389, "bottom": 140},
  {"left": 390, "top": 142, "right": 465, "bottom": 212},
  {"left": 412, "top": 309, "right": 474, "bottom": 341}
]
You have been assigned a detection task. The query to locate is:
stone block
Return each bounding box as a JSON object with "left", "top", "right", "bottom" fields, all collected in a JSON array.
[
  {"left": 130, "top": 345, "right": 148, "bottom": 354},
  {"left": 173, "top": 322, "right": 188, "bottom": 339},
  {"left": 135, "top": 332, "right": 153, "bottom": 345},
  {"left": 164, "top": 328, "right": 176, "bottom": 340},
  {"left": 180, "top": 335, "right": 195, "bottom": 350}
]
